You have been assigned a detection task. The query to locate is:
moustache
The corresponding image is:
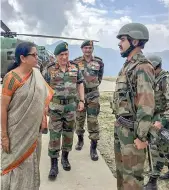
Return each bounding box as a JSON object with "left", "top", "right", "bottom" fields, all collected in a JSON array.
[{"left": 119, "top": 45, "right": 123, "bottom": 50}]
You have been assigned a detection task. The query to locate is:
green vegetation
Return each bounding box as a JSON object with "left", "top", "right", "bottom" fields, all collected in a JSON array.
[{"left": 98, "top": 92, "right": 168, "bottom": 190}]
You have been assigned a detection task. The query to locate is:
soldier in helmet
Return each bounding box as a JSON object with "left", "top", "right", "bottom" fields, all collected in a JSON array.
[
  {"left": 112, "top": 23, "right": 155, "bottom": 190},
  {"left": 144, "top": 55, "right": 169, "bottom": 190},
  {"left": 45, "top": 42, "right": 85, "bottom": 180},
  {"left": 73, "top": 40, "right": 104, "bottom": 161}
]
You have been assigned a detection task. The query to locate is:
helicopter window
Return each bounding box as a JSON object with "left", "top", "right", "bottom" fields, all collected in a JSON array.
[{"left": 7, "top": 51, "right": 14, "bottom": 60}]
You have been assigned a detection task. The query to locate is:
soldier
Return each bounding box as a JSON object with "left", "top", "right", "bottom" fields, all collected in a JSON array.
[
  {"left": 144, "top": 55, "right": 169, "bottom": 190},
  {"left": 45, "top": 42, "right": 85, "bottom": 180},
  {"left": 74, "top": 40, "right": 104, "bottom": 161},
  {"left": 112, "top": 23, "right": 155, "bottom": 190}
]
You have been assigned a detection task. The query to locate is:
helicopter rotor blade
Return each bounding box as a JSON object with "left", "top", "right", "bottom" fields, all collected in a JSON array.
[
  {"left": 1, "top": 20, "right": 11, "bottom": 32},
  {"left": 16, "top": 33, "right": 99, "bottom": 42}
]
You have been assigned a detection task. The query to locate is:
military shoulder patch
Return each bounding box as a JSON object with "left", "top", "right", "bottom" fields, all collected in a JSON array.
[
  {"left": 70, "top": 60, "right": 77, "bottom": 65},
  {"left": 69, "top": 60, "right": 79, "bottom": 68},
  {"left": 73, "top": 56, "right": 83, "bottom": 62}
]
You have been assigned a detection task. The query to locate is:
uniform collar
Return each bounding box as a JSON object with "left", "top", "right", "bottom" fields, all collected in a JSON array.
[
  {"left": 55, "top": 61, "right": 71, "bottom": 71},
  {"left": 125, "top": 51, "right": 143, "bottom": 64},
  {"left": 82, "top": 55, "right": 94, "bottom": 62},
  {"left": 127, "top": 47, "right": 142, "bottom": 62}
]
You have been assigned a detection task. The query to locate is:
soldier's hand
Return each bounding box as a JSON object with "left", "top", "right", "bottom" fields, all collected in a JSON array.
[
  {"left": 154, "top": 121, "right": 162, "bottom": 130},
  {"left": 134, "top": 138, "right": 148, "bottom": 150},
  {"left": 77, "top": 102, "right": 84, "bottom": 111}
]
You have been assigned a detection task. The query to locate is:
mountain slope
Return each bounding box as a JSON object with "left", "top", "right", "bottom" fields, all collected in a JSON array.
[{"left": 45, "top": 41, "right": 169, "bottom": 76}]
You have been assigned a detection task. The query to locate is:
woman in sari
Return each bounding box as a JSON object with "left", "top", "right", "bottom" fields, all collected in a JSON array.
[{"left": 1, "top": 42, "right": 54, "bottom": 190}]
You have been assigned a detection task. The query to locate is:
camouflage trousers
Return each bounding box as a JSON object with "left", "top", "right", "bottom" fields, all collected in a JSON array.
[
  {"left": 149, "top": 125, "right": 169, "bottom": 176},
  {"left": 76, "top": 90, "right": 100, "bottom": 140},
  {"left": 151, "top": 143, "right": 169, "bottom": 177},
  {"left": 48, "top": 102, "right": 76, "bottom": 158},
  {"left": 114, "top": 124, "right": 146, "bottom": 190}
]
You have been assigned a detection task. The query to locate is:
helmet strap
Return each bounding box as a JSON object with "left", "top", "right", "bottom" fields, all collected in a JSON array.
[{"left": 120, "top": 37, "right": 136, "bottom": 58}]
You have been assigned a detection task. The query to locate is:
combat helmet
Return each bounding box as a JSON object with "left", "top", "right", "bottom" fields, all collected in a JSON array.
[
  {"left": 117, "top": 23, "right": 149, "bottom": 41},
  {"left": 146, "top": 55, "right": 162, "bottom": 68},
  {"left": 117, "top": 23, "right": 149, "bottom": 58}
]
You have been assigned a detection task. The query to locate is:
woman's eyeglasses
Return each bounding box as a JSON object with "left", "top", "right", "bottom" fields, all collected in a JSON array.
[{"left": 27, "top": 53, "right": 38, "bottom": 58}]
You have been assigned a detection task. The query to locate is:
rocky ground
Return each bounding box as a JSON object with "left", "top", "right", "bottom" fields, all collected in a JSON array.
[
  {"left": 97, "top": 92, "right": 169, "bottom": 190},
  {"left": 103, "top": 76, "right": 117, "bottom": 82}
]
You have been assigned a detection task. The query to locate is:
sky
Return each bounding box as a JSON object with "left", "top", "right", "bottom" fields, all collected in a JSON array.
[{"left": 1, "top": 0, "right": 169, "bottom": 52}]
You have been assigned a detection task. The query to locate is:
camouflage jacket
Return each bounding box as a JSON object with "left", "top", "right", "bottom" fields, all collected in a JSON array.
[
  {"left": 113, "top": 52, "right": 155, "bottom": 141},
  {"left": 73, "top": 56, "right": 104, "bottom": 89},
  {"left": 154, "top": 70, "right": 169, "bottom": 128},
  {"left": 44, "top": 61, "right": 84, "bottom": 99}
]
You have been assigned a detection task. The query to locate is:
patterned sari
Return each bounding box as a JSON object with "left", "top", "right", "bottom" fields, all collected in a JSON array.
[{"left": 1, "top": 68, "right": 54, "bottom": 190}]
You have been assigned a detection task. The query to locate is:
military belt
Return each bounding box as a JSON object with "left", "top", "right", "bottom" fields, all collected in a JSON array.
[
  {"left": 116, "top": 116, "right": 135, "bottom": 129},
  {"left": 52, "top": 98, "right": 75, "bottom": 105},
  {"left": 85, "top": 87, "right": 98, "bottom": 93}
]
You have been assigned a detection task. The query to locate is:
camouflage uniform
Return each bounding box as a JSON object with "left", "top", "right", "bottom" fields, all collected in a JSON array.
[
  {"left": 46, "top": 61, "right": 84, "bottom": 158},
  {"left": 144, "top": 55, "right": 169, "bottom": 189},
  {"left": 45, "top": 42, "right": 84, "bottom": 180},
  {"left": 151, "top": 70, "right": 169, "bottom": 177},
  {"left": 113, "top": 23, "right": 155, "bottom": 190},
  {"left": 74, "top": 55, "right": 104, "bottom": 140}
]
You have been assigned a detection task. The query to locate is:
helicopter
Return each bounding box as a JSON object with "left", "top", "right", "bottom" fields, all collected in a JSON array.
[{"left": 1, "top": 20, "right": 99, "bottom": 79}]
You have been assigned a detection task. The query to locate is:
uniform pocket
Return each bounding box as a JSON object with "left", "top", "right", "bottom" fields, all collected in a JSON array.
[
  {"left": 69, "top": 71, "right": 77, "bottom": 77},
  {"left": 116, "top": 75, "right": 128, "bottom": 90}
]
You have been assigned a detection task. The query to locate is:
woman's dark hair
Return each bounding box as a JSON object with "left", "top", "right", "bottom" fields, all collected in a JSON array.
[{"left": 7, "top": 42, "right": 36, "bottom": 72}]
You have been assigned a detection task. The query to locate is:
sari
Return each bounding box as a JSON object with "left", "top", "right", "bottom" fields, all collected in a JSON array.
[{"left": 1, "top": 68, "right": 54, "bottom": 190}]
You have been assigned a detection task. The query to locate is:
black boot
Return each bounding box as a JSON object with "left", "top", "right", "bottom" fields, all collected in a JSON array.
[
  {"left": 48, "top": 158, "right": 58, "bottom": 180},
  {"left": 159, "top": 171, "right": 169, "bottom": 180},
  {"left": 90, "top": 140, "right": 99, "bottom": 161},
  {"left": 75, "top": 135, "right": 84, "bottom": 150},
  {"left": 61, "top": 151, "right": 71, "bottom": 171},
  {"left": 144, "top": 176, "right": 158, "bottom": 190}
]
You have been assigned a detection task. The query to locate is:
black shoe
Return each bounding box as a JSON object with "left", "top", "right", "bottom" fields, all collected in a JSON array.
[
  {"left": 61, "top": 151, "right": 71, "bottom": 171},
  {"left": 90, "top": 140, "right": 99, "bottom": 161},
  {"left": 48, "top": 158, "right": 58, "bottom": 180},
  {"left": 75, "top": 135, "right": 84, "bottom": 151},
  {"left": 159, "top": 171, "right": 169, "bottom": 180},
  {"left": 144, "top": 177, "right": 158, "bottom": 190}
]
